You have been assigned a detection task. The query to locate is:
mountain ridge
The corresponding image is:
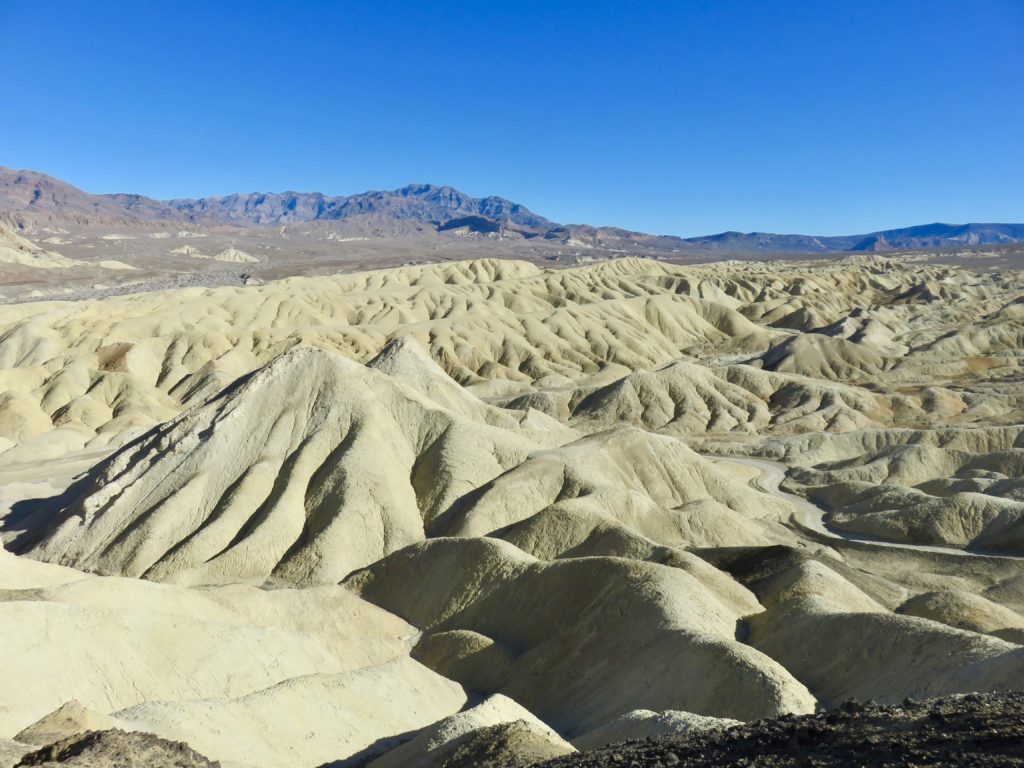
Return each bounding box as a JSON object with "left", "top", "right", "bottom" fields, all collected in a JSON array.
[{"left": 2, "top": 166, "right": 1021, "bottom": 253}]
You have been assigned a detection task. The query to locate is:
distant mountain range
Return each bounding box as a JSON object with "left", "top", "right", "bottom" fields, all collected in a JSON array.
[
  {"left": 2, "top": 166, "right": 1022, "bottom": 253},
  {"left": 682, "top": 222, "right": 1024, "bottom": 253}
]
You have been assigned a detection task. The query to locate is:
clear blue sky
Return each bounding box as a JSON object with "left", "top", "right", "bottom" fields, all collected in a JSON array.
[{"left": 2, "top": 0, "right": 1022, "bottom": 236}]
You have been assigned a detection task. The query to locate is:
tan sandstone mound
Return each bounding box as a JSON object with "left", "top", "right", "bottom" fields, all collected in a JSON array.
[
  {"left": 759, "top": 333, "right": 888, "bottom": 381},
  {"left": 209, "top": 248, "right": 258, "bottom": 263},
  {"left": 897, "top": 590, "right": 1024, "bottom": 642},
  {"left": 0, "top": 224, "right": 79, "bottom": 270},
  {"left": 110, "top": 657, "right": 466, "bottom": 768},
  {"left": 14, "top": 703, "right": 117, "bottom": 747},
  {"left": 429, "top": 427, "right": 796, "bottom": 549},
  {"left": 783, "top": 436, "right": 1024, "bottom": 552},
  {"left": 568, "top": 359, "right": 898, "bottom": 436},
  {"left": 15, "top": 339, "right": 797, "bottom": 583},
  {"left": 406, "top": 720, "right": 574, "bottom": 768},
  {"left": 571, "top": 709, "right": 740, "bottom": 751},
  {"left": 716, "top": 548, "right": 1024, "bottom": 707},
  {"left": 368, "top": 694, "right": 575, "bottom": 768},
  {"left": 14, "top": 343, "right": 571, "bottom": 585},
  {"left": 0, "top": 256, "right": 1017, "bottom": 461},
  {"left": 2, "top": 739, "right": 26, "bottom": 768},
  {"left": 345, "top": 536, "right": 816, "bottom": 732},
  {"left": 0, "top": 547, "right": 428, "bottom": 739}
]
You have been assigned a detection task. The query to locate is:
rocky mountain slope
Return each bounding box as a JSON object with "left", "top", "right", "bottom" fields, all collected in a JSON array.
[
  {"left": 3, "top": 167, "right": 1022, "bottom": 252},
  {"left": 685, "top": 222, "right": 1024, "bottom": 253},
  {"left": 166, "top": 183, "right": 555, "bottom": 231}
]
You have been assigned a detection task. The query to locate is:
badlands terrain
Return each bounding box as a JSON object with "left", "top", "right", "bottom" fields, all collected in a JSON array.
[
  {"left": 1, "top": 167, "right": 1023, "bottom": 306},
  {"left": 0, "top": 178, "right": 1022, "bottom": 764}
]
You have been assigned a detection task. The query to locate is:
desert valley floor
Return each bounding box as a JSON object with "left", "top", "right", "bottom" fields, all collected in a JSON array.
[{"left": 0, "top": 252, "right": 1023, "bottom": 767}]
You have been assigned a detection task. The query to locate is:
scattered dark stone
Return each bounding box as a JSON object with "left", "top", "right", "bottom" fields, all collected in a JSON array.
[
  {"left": 16, "top": 729, "right": 219, "bottom": 767},
  {"left": 532, "top": 692, "right": 1024, "bottom": 767}
]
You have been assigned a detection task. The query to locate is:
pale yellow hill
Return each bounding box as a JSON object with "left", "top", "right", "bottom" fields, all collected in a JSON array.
[
  {"left": 0, "top": 256, "right": 1017, "bottom": 462},
  {"left": 346, "top": 536, "right": 815, "bottom": 731},
  {"left": 16, "top": 343, "right": 573, "bottom": 586}
]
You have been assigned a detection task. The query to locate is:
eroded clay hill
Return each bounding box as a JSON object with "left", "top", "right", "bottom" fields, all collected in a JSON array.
[
  {"left": 1, "top": 255, "right": 1022, "bottom": 767},
  {"left": 0, "top": 256, "right": 1019, "bottom": 462}
]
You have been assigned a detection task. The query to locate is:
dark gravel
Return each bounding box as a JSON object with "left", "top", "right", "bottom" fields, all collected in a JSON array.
[
  {"left": 16, "top": 729, "right": 220, "bottom": 767},
  {"left": 532, "top": 692, "right": 1024, "bottom": 767}
]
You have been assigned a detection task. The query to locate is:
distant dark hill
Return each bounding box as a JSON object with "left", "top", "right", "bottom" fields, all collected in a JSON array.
[
  {"left": 682, "top": 230, "right": 834, "bottom": 252},
  {"left": 165, "top": 183, "right": 555, "bottom": 231},
  {"left": 847, "top": 222, "right": 1024, "bottom": 251},
  {"left": 0, "top": 168, "right": 178, "bottom": 226},
  {"left": 1, "top": 166, "right": 1021, "bottom": 253},
  {"left": 684, "top": 223, "right": 1024, "bottom": 253},
  {"left": 0, "top": 169, "right": 554, "bottom": 233}
]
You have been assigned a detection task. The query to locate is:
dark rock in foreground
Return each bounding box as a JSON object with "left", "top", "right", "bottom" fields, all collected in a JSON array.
[
  {"left": 532, "top": 693, "right": 1024, "bottom": 767},
  {"left": 16, "top": 729, "right": 219, "bottom": 768}
]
